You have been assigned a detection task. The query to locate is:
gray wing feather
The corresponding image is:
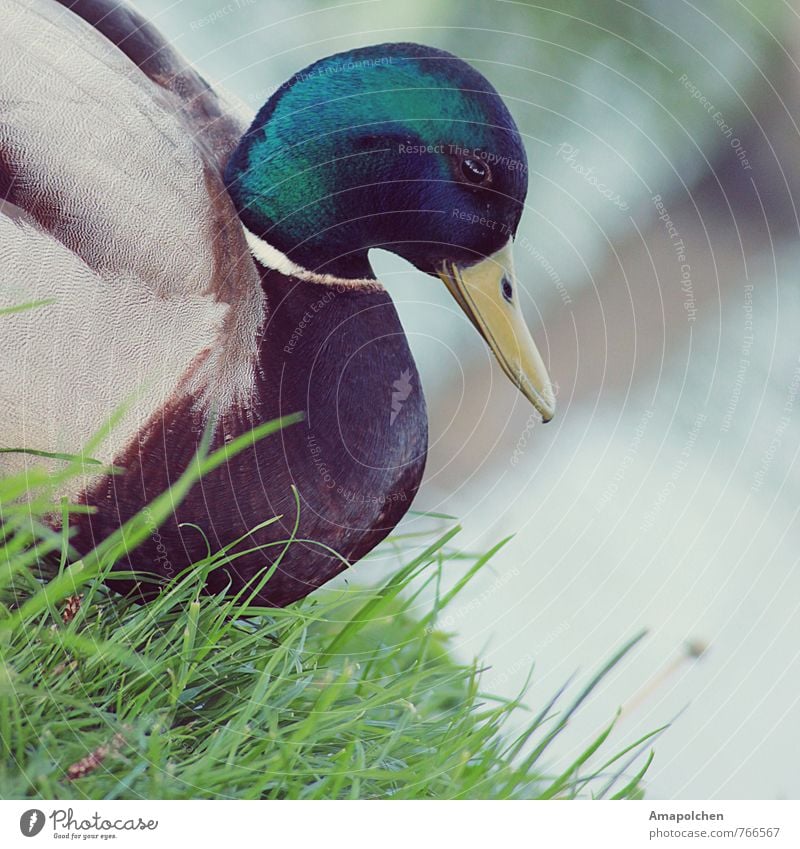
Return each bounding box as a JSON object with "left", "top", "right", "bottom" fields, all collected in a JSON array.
[{"left": 0, "top": 0, "right": 264, "bottom": 489}]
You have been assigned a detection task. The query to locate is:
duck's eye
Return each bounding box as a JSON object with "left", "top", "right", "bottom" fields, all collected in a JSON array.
[
  {"left": 501, "top": 276, "right": 514, "bottom": 303},
  {"left": 461, "top": 157, "right": 490, "bottom": 184}
]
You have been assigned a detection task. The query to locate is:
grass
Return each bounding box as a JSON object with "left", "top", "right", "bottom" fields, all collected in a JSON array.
[{"left": 0, "top": 420, "right": 660, "bottom": 799}]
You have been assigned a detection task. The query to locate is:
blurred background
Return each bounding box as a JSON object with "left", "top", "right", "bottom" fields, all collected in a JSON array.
[{"left": 134, "top": 0, "right": 800, "bottom": 798}]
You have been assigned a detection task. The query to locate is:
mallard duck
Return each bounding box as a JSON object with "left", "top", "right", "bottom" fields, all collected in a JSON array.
[{"left": 0, "top": 0, "right": 554, "bottom": 606}]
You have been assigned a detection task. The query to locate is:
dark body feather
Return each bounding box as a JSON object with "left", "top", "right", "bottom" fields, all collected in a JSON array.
[{"left": 73, "top": 272, "right": 428, "bottom": 606}]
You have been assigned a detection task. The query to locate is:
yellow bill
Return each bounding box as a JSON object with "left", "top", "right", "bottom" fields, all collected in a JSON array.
[{"left": 438, "top": 239, "right": 555, "bottom": 422}]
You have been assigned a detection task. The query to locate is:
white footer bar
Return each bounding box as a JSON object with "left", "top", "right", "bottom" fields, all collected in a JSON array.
[{"left": 2, "top": 799, "right": 797, "bottom": 848}]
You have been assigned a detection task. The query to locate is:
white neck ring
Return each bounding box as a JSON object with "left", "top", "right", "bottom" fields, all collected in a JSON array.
[{"left": 242, "top": 227, "right": 383, "bottom": 292}]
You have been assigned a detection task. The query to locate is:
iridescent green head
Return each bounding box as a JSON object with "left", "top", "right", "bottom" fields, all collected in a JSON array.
[
  {"left": 225, "top": 43, "right": 555, "bottom": 421},
  {"left": 225, "top": 43, "right": 528, "bottom": 278}
]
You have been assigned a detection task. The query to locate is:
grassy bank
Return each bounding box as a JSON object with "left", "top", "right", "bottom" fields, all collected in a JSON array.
[{"left": 0, "top": 427, "right": 657, "bottom": 799}]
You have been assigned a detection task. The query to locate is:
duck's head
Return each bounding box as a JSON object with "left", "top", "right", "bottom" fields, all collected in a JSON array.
[{"left": 225, "top": 43, "right": 555, "bottom": 421}]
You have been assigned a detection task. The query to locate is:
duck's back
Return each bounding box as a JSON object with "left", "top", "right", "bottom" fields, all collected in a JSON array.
[{"left": 0, "top": 0, "right": 262, "bottom": 492}]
